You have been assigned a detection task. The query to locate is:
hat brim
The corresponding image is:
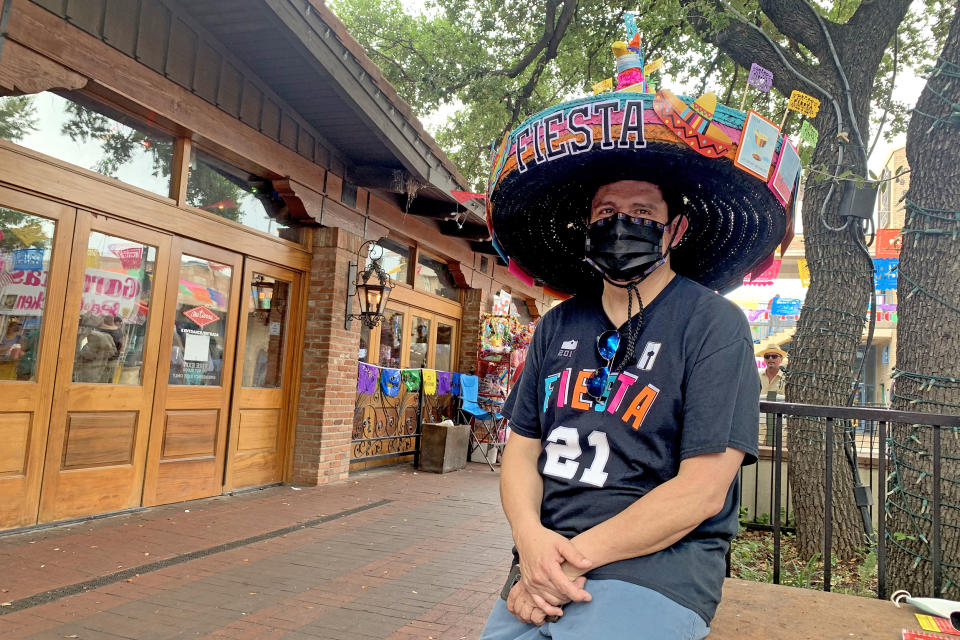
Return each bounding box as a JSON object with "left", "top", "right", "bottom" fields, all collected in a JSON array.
[
  {"left": 488, "top": 93, "right": 789, "bottom": 294},
  {"left": 758, "top": 346, "right": 789, "bottom": 358}
]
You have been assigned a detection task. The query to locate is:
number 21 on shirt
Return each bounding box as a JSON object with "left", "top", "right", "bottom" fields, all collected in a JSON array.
[{"left": 542, "top": 426, "right": 610, "bottom": 487}]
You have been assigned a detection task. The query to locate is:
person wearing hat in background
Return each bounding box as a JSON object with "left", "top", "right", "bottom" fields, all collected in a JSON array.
[
  {"left": 759, "top": 344, "right": 788, "bottom": 397},
  {"left": 758, "top": 344, "right": 788, "bottom": 447},
  {"left": 480, "top": 25, "right": 798, "bottom": 640}
]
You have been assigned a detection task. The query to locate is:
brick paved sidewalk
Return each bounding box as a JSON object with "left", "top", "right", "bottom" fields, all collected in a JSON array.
[{"left": 0, "top": 464, "right": 512, "bottom": 640}]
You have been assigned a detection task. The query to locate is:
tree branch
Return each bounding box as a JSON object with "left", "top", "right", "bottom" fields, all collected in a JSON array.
[
  {"left": 444, "top": 0, "right": 576, "bottom": 93},
  {"left": 757, "top": 0, "right": 830, "bottom": 60},
  {"left": 683, "top": 1, "right": 826, "bottom": 101}
]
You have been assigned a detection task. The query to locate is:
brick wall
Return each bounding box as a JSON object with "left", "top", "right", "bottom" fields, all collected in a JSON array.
[
  {"left": 292, "top": 226, "right": 364, "bottom": 485},
  {"left": 458, "top": 287, "right": 487, "bottom": 376}
]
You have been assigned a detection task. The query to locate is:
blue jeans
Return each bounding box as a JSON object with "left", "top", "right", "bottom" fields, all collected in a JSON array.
[{"left": 479, "top": 579, "right": 710, "bottom": 639}]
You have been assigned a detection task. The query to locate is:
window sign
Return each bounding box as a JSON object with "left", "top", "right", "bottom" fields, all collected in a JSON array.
[{"left": 169, "top": 256, "right": 231, "bottom": 386}]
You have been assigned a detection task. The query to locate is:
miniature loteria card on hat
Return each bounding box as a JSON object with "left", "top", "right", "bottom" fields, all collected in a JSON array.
[
  {"left": 735, "top": 110, "right": 781, "bottom": 181},
  {"left": 768, "top": 137, "right": 801, "bottom": 207}
]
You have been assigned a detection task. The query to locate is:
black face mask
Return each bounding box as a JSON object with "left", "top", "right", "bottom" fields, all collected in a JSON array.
[{"left": 584, "top": 213, "right": 668, "bottom": 284}]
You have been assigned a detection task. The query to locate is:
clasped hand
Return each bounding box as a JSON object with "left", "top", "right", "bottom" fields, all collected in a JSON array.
[{"left": 508, "top": 525, "right": 592, "bottom": 624}]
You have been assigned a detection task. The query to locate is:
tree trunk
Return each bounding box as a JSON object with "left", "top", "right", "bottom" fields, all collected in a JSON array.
[
  {"left": 785, "top": 106, "right": 870, "bottom": 561},
  {"left": 681, "top": 0, "right": 912, "bottom": 562},
  {"left": 887, "top": 2, "right": 960, "bottom": 598}
]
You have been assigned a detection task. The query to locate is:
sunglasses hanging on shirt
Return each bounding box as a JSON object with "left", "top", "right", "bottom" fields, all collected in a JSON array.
[{"left": 585, "top": 329, "right": 621, "bottom": 401}]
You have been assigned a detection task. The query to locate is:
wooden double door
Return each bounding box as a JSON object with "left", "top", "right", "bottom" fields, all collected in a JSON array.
[{"left": 0, "top": 189, "right": 302, "bottom": 529}]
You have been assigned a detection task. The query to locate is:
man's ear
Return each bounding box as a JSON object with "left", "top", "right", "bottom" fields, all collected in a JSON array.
[{"left": 670, "top": 215, "right": 689, "bottom": 248}]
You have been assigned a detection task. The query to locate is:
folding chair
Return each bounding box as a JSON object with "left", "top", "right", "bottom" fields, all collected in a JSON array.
[{"left": 457, "top": 374, "right": 506, "bottom": 471}]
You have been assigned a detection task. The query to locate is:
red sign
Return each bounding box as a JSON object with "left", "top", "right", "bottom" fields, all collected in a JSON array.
[
  {"left": 183, "top": 305, "right": 219, "bottom": 328},
  {"left": 109, "top": 245, "right": 144, "bottom": 270},
  {"left": 877, "top": 228, "right": 902, "bottom": 258}
]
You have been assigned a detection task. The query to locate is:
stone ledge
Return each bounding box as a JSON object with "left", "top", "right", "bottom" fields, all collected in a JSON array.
[{"left": 713, "top": 579, "right": 916, "bottom": 639}]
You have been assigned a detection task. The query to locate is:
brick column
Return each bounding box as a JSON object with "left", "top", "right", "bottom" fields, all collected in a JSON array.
[
  {"left": 458, "top": 287, "right": 488, "bottom": 376},
  {"left": 292, "top": 227, "right": 363, "bottom": 485}
]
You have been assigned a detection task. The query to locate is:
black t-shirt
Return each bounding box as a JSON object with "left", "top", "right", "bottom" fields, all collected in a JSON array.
[{"left": 503, "top": 275, "right": 759, "bottom": 624}]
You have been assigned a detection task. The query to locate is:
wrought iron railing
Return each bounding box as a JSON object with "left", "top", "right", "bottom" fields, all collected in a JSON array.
[
  {"left": 737, "top": 401, "right": 960, "bottom": 599},
  {"left": 352, "top": 381, "right": 422, "bottom": 464}
]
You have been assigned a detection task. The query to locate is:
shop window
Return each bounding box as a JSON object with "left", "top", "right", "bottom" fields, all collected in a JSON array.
[
  {"left": 341, "top": 181, "right": 358, "bottom": 208},
  {"left": 242, "top": 274, "right": 290, "bottom": 388},
  {"left": 368, "top": 237, "right": 409, "bottom": 284},
  {"left": 187, "top": 148, "right": 296, "bottom": 239},
  {"left": 512, "top": 298, "right": 532, "bottom": 324},
  {"left": 378, "top": 309, "right": 404, "bottom": 368},
  {"left": 409, "top": 316, "right": 430, "bottom": 368},
  {"left": 0, "top": 91, "right": 174, "bottom": 197},
  {"left": 0, "top": 208, "right": 56, "bottom": 381},
  {"left": 416, "top": 253, "right": 458, "bottom": 301},
  {"left": 435, "top": 322, "right": 453, "bottom": 372},
  {"left": 358, "top": 324, "right": 372, "bottom": 363}
]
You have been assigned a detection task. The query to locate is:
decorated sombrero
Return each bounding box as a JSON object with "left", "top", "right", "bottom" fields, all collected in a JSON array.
[{"left": 486, "top": 29, "right": 800, "bottom": 295}]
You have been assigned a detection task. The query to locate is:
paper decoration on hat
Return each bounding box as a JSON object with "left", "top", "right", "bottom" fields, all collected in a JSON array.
[
  {"left": 877, "top": 228, "right": 902, "bottom": 258},
  {"left": 613, "top": 35, "right": 646, "bottom": 92},
  {"left": 768, "top": 137, "right": 802, "bottom": 207},
  {"left": 799, "top": 119, "right": 819, "bottom": 147},
  {"left": 451, "top": 190, "right": 485, "bottom": 204},
  {"left": 798, "top": 258, "right": 811, "bottom": 288},
  {"left": 624, "top": 11, "right": 638, "bottom": 40},
  {"left": 592, "top": 77, "right": 614, "bottom": 94},
  {"left": 743, "top": 256, "right": 782, "bottom": 286},
  {"left": 748, "top": 63, "right": 773, "bottom": 92},
  {"left": 780, "top": 170, "right": 801, "bottom": 255},
  {"left": 735, "top": 111, "right": 781, "bottom": 181},
  {"left": 644, "top": 57, "right": 664, "bottom": 75},
  {"left": 653, "top": 89, "right": 732, "bottom": 158},
  {"left": 874, "top": 258, "right": 899, "bottom": 290},
  {"left": 788, "top": 90, "right": 821, "bottom": 118},
  {"left": 508, "top": 259, "right": 535, "bottom": 287}
]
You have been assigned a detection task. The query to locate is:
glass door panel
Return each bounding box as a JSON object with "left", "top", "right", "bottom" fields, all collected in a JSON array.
[
  {"left": 169, "top": 255, "right": 232, "bottom": 386},
  {"left": 242, "top": 274, "right": 289, "bottom": 388},
  {"left": 378, "top": 308, "right": 404, "bottom": 368},
  {"left": 72, "top": 231, "right": 157, "bottom": 385},
  {"left": 226, "top": 260, "right": 300, "bottom": 490},
  {"left": 0, "top": 190, "right": 74, "bottom": 530},
  {"left": 40, "top": 212, "right": 171, "bottom": 523},
  {"left": 409, "top": 316, "right": 431, "bottom": 369},
  {"left": 143, "top": 241, "right": 241, "bottom": 507},
  {"left": 435, "top": 322, "right": 454, "bottom": 372}
]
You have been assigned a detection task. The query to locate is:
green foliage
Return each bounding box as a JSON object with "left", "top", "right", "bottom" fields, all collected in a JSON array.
[
  {"left": 731, "top": 530, "right": 877, "bottom": 597},
  {"left": 0, "top": 96, "right": 38, "bottom": 142}
]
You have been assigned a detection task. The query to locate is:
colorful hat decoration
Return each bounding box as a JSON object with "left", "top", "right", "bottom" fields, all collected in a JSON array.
[
  {"left": 486, "top": 24, "right": 797, "bottom": 295},
  {"left": 653, "top": 89, "right": 732, "bottom": 158}
]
